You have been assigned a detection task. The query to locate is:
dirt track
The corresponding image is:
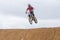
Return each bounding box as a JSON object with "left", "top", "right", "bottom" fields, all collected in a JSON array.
[{"left": 0, "top": 28, "right": 60, "bottom": 40}]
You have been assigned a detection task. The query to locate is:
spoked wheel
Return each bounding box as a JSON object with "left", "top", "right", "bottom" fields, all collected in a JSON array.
[{"left": 33, "top": 16, "right": 38, "bottom": 24}]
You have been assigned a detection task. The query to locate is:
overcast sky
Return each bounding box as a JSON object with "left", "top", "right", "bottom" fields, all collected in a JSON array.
[{"left": 0, "top": 0, "right": 60, "bottom": 29}]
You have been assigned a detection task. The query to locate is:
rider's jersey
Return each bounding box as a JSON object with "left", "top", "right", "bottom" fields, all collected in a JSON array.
[{"left": 27, "top": 6, "right": 34, "bottom": 13}]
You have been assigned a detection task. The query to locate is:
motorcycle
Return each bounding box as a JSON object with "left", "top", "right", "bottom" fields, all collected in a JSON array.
[{"left": 28, "top": 13, "right": 38, "bottom": 24}]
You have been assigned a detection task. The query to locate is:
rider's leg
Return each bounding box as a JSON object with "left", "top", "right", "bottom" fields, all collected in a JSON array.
[
  {"left": 28, "top": 14, "right": 32, "bottom": 24},
  {"left": 30, "top": 11, "right": 38, "bottom": 24},
  {"left": 30, "top": 11, "right": 35, "bottom": 20},
  {"left": 30, "top": 11, "right": 35, "bottom": 17}
]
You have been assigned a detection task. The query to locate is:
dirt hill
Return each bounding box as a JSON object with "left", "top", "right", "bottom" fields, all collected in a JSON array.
[{"left": 0, "top": 28, "right": 60, "bottom": 40}]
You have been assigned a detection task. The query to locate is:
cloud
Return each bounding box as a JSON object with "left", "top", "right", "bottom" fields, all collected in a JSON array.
[
  {"left": 0, "top": 0, "right": 60, "bottom": 29},
  {"left": 0, "top": 0, "right": 60, "bottom": 19},
  {"left": 0, "top": 13, "right": 28, "bottom": 29},
  {"left": 0, "top": 0, "right": 27, "bottom": 17},
  {"left": 0, "top": 13, "right": 60, "bottom": 29}
]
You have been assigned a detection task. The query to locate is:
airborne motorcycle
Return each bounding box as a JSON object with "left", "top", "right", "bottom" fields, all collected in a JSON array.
[{"left": 28, "top": 13, "right": 38, "bottom": 24}]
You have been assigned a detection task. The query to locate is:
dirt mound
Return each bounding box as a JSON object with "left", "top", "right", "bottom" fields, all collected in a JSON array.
[{"left": 0, "top": 28, "right": 60, "bottom": 40}]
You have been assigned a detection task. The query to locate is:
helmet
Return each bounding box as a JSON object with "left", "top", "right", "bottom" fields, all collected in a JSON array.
[{"left": 28, "top": 4, "right": 31, "bottom": 7}]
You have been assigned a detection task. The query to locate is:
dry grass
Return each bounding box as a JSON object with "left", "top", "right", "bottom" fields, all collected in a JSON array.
[{"left": 0, "top": 28, "right": 60, "bottom": 40}]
